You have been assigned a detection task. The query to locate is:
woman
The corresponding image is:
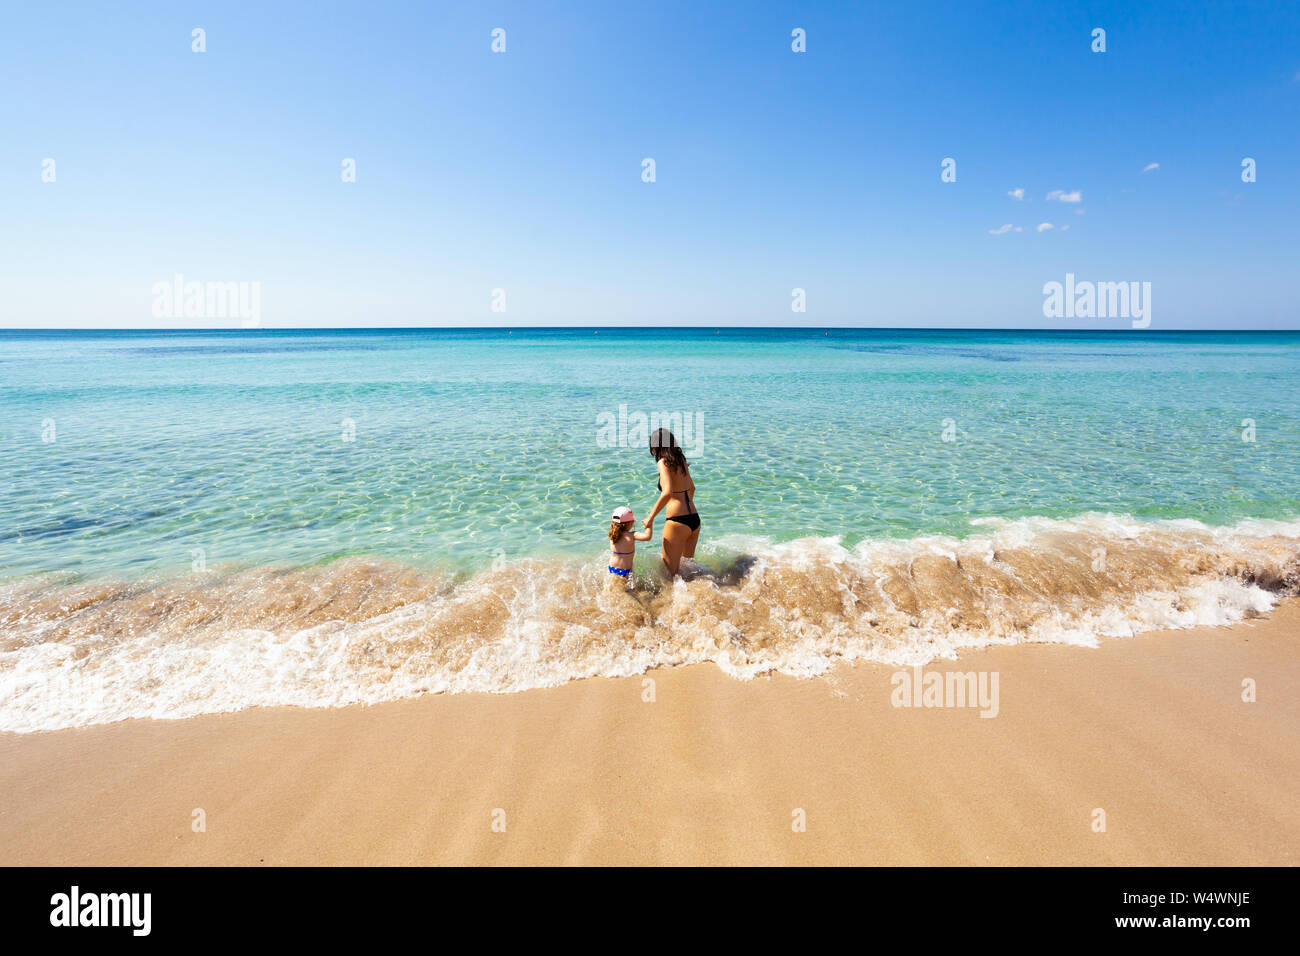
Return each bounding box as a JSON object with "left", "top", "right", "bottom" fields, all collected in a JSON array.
[{"left": 642, "top": 428, "right": 700, "bottom": 576}]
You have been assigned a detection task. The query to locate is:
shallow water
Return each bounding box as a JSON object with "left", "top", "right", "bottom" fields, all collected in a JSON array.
[{"left": 4, "top": 328, "right": 1299, "bottom": 578}]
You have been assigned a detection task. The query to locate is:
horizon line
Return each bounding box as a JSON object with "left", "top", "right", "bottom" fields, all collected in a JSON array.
[{"left": 2, "top": 326, "right": 1298, "bottom": 334}]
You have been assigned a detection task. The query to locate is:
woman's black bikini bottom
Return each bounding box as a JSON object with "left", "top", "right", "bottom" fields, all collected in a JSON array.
[{"left": 666, "top": 513, "right": 701, "bottom": 531}]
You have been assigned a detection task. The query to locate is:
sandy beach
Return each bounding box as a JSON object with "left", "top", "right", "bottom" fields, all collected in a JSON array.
[{"left": 2, "top": 601, "right": 1297, "bottom": 867}]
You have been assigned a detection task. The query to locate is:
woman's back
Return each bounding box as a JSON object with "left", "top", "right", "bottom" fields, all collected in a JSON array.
[{"left": 658, "top": 462, "right": 695, "bottom": 515}]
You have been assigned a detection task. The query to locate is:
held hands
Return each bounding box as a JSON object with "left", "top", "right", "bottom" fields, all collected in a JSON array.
[{"left": 642, "top": 517, "right": 654, "bottom": 530}]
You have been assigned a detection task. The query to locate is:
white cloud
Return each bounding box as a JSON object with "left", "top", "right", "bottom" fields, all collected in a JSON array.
[
  {"left": 1046, "top": 189, "right": 1082, "bottom": 203},
  {"left": 1036, "top": 222, "right": 1055, "bottom": 232},
  {"left": 1014, "top": 226, "right": 1023, "bottom": 232},
  {"left": 1007, "top": 188, "right": 1025, "bottom": 200},
  {"left": 1061, "top": 224, "right": 1070, "bottom": 231},
  {"left": 1074, "top": 208, "right": 1085, "bottom": 215},
  {"left": 988, "top": 223, "right": 1014, "bottom": 235},
  {"left": 1142, "top": 162, "right": 1159, "bottom": 173}
]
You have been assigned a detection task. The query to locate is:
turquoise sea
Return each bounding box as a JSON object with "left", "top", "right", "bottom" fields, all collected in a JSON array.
[
  {"left": 2, "top": 328, "right": 1299, "bottom": 731},
  {"left": 3, "top": 328, "right": 1299, "bottom": 579}
]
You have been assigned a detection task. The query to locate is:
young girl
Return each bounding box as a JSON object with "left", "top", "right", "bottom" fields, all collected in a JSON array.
[{"left": 607, "top": 506, "right": 653, "bottom": 583}]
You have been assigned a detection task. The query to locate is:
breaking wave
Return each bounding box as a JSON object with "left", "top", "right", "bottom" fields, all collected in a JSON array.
[{"left": 2, "top": 513, "right": 1298, "bottom": 732}]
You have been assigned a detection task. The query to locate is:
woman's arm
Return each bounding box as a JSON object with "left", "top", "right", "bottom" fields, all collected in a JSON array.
[
  {"left": 643, "top": 490, "right": 671, "bottom": 527},
  {"left": 643, "top": 460, "right": 673, "bottom": 527}
]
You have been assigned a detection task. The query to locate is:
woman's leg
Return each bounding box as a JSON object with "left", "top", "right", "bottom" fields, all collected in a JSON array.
[
  {"left": 682, "top": 524, "right": 701, "bottom": 559},
  {"left": 661, "top": 521, "right": 691, "bottom": 576}
]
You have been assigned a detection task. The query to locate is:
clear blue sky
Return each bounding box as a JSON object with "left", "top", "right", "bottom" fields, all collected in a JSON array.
[{"left": 2, "top": 0, "right": 1297, "bottom": 328}]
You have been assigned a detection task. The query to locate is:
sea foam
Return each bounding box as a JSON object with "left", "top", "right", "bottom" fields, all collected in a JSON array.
[{"left": 1, "top": 513, "right": 1297, "bottom": 732}]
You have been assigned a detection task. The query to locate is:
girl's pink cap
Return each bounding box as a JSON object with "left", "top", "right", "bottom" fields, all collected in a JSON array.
[{"left": 612, "top": 506, "right": 634, "bottom": 523}]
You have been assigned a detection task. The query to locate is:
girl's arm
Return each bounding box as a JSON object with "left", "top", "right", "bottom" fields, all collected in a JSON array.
[{"left": 633, "top": 527, "right": 654, "bottom": 541}]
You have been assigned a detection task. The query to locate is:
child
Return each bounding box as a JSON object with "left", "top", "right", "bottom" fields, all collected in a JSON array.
[{"left": 608, "top": 506, "right": 653, "bottom": 583}]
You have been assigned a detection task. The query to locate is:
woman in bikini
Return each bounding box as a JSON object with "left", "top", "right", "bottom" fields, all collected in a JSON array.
[{"left": 642, "top": 427, "right": 700, "bottom": 577}]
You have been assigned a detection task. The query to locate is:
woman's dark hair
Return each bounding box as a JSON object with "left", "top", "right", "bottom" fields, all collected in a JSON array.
[{"left": 649, "top": 427, "right": 689, "bottom": 474}]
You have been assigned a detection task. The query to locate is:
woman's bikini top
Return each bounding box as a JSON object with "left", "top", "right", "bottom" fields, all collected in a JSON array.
[{"left": 657, "top": 478, "right": 695, "bottom": 514}]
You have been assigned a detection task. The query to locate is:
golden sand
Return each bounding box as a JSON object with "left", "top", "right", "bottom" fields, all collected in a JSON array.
[{"left": 2, "top": 600, "right": 1297, "bottom": 865}]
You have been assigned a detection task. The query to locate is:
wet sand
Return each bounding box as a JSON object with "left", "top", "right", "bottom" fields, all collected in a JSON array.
[{"left": 2, "top": 601, "right": 1297, "bottom": 865}]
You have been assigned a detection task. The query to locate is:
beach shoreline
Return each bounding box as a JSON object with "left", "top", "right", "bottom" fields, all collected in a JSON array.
[
  {"left": 2, "top": 601, "right": 1297, "bottom": 866},
  {"left": 6, "top": 513, "right": 1299, "bottom": 733}
]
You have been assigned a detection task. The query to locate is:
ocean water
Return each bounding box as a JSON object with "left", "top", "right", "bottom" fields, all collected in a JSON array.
[{"left": 2, "top": 328, "right": 1299, "bottom": 730}]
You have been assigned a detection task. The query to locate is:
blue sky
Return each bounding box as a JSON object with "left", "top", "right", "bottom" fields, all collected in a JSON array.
[{"left": 1, "top": 0, "right": 1297, "bottom": 328}]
